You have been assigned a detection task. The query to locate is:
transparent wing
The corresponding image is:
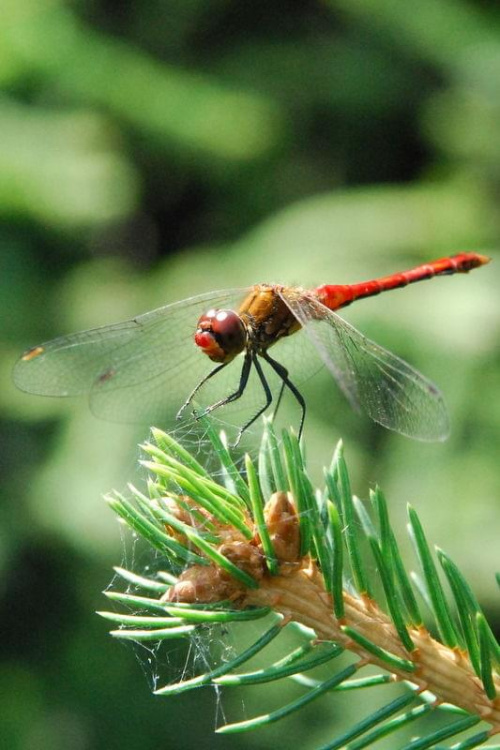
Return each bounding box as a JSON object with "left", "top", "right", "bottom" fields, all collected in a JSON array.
[
  {"left": 13, "top": 288, "right": 255, "bottom": 426},
  {"left": 278, "top": 290, "right": 450, "bottom": 441}
]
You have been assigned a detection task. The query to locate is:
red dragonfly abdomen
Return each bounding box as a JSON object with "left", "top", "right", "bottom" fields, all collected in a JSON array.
[{"left": 315, "top": 252, "right": 490, "bottom": 311}]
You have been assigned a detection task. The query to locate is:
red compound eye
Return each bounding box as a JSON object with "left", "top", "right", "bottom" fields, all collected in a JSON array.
[
  {"left": 195, "top": 309, "right": 246, "bottom": 363},
  {"left": 210, "top": 310, "right": 245, "bottom": 343},
  {"left": 194, "top": 331, "right": 214, "bottom": 350}
]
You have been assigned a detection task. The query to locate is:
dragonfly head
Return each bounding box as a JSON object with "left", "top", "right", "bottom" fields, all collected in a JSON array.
[{"left": 195, "top": 309, "right": 247, "bottom": 363}]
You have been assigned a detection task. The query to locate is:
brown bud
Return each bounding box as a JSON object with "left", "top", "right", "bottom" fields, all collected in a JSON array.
[
  {"left": 264, "top": 491, "right": 301, "bottom": 564},
  {"left": 218, "top": 540, "right": 265, "bottom": 582},
  {"left": 165, "top": 565, "right": 244, "bottom": 604}
]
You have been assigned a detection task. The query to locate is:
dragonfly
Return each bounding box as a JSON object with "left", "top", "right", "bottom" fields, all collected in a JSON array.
[{"left": 14, "top": 252, "right": 489, "bottom": 442}]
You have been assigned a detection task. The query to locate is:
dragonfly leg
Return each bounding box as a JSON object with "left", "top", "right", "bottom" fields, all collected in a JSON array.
[
  {"left": 195, "top": 351, "right": 252, "bottom": 420},
  {"left": 261, "top": 350, "right": 306, "bottom": 438},
  {"left": 176, "top": 362, "right": 228, "bottom": 420},
  {"left": 272, "top": 378, "right": 286, "bottom": 423},
  {"left": 233, "top": 353, "right": 274, "bottom": 445}
]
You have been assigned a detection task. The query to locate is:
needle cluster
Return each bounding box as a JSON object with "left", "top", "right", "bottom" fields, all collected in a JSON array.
[{"left": 99, "top": 421, "right": 500, "bottom": 749}]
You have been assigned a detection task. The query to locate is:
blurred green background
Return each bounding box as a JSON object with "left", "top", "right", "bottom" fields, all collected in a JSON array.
[{"left": 1, "top": 1, "right": 499, "bottom": 748}]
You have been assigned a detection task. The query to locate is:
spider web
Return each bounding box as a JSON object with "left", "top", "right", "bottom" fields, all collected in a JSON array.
[
  {"left": 102, "top": 424, "right": 261, "bottom": 729},
  {"left": 104, "top": 528, "right": 241, "bottom": 729}
]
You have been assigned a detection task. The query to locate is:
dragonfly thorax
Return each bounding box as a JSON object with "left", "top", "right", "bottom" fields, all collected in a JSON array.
[
  {"left": 195, "top": 308, "right": 248, "bottom": 363},
  {"left": 237, "top": 284, "right": 302, "bottom": 351}
]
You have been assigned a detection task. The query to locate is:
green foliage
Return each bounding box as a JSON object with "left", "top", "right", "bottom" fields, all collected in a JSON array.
[{"left": 102, "top": 425, "right": 499, "bottom": 749}]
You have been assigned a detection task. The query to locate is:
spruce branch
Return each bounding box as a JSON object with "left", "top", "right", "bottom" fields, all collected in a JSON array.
[{"left": 99, "top": 421, "right": 500, "bottom": 748}]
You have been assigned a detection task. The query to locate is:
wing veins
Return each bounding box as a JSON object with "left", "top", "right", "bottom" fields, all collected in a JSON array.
[{"left": 278, "top": 289, "right": 447, "bottom": 439}]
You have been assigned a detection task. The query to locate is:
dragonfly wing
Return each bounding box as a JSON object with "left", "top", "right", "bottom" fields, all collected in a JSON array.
[
  {"left": 13, "top": 288, "right": 250, "bottom": 425},
  {"left": 15, "top": 320, "right": 143, "bottom": 397},
  {"left": 278, "top": 290, "right": 450, "bottom": 441}
]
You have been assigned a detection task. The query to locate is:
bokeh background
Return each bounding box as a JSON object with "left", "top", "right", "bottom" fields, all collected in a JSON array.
[{"left": 1, "top": 1, "right": 499, "bottom": 749}]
